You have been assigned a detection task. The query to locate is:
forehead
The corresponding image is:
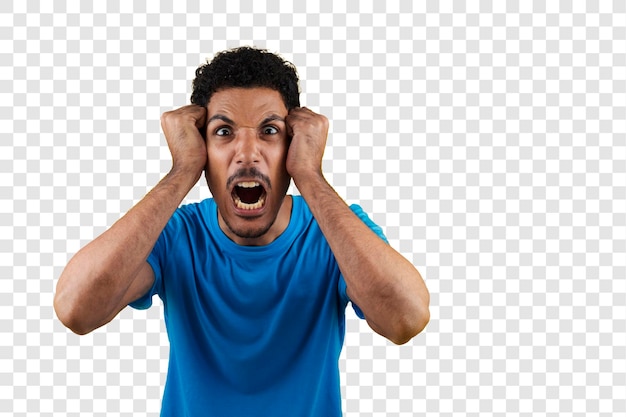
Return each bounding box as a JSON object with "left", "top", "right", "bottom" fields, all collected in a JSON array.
[{"left": 207, "top": 87, "right": 287, "bottom": 122}]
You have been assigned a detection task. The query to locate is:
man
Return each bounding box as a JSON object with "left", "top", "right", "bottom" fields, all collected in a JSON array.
[{"left": 54, "top": 47, "right": 429, "bottom": 416}]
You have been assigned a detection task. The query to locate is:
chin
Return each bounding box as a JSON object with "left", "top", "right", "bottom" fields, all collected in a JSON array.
[
  {"left": 219, "top": 208, "right": 281, "bottom": 244},
  {"left": 224, "top": 220, "right": 274, "bottom": 240}
]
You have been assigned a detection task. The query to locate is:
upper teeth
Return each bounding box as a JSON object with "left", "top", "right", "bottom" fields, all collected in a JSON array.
[{"left": 237, "top": 181, "right": 260, "bottom": 188}]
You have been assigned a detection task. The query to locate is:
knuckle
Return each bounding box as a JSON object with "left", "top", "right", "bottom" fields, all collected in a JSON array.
[{"left": 160, "top": 111, "right": 174, "bottom": 124}]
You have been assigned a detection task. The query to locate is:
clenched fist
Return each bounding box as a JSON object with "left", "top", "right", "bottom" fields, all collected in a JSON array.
[
  {"left": 160, "top": 105, "right": 208, "bottom": 179},
  {"left": 285, "top": 107, "right": 329, "bottom": 184}
]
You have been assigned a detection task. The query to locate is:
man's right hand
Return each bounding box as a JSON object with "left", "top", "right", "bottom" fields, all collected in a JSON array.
[
  {"left": 55, "top": 104, "right": 209, "bottom": 335},
  {"left": 160, "top": 104, "right": 208, "bottom": 178}
]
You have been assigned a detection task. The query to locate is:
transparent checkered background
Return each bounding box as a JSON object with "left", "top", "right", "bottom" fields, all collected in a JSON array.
[{"left": 1, "top": 0, "right": 625, "bottom": 416}]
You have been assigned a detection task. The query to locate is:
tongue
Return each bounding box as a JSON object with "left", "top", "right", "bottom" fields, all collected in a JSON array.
[{"left": 236, "top": 186, "right": 264, "bottom": 204}]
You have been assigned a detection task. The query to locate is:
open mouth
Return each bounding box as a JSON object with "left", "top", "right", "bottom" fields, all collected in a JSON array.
[{"left": 232, "top": 181, "right": 267, "bottom": 211}]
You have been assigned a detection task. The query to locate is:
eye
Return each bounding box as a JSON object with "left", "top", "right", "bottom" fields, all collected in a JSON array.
[
  {"left": 215, "top": 127, "right": 231, "bottom": 136},
  {"left": 262, "top": 126, "right": 279, "bottom": 135}
]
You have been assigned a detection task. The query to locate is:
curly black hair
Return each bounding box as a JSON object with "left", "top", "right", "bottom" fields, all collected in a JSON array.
[{"left": 190, "top": 46, "right": 300, "bottom": 110}]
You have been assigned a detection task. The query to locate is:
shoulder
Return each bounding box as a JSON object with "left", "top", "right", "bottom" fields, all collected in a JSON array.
[
  {"left": 177, "top": 198, "right": 215, "bottom": 215},
  {"left": 172, "top": 198, "right": 215, "bottom": 221},
  {"left": 161, "top": 198, "right": 215, "bottom": 236},
  {"left": 291, "top": 195, "right": 314, "bottom": 224}
]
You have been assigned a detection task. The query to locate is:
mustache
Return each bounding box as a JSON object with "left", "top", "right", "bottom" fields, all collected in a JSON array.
[{"left": 226, "top": 167, "right": 272, "bottom": 190}]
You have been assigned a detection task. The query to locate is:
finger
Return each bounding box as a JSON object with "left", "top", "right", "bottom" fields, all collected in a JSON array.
[
  {"left": 286, "top": 108, "right": 310, "bottom": 129},
  {"left": 193, "top": 106, "right": 207, "bottom": 129},
  {"left": 288, "top": 106, "right": 309, "bottom": 117},
  {"left": 285, "top": 119, "right": 294, "bottom": 138},
  {"left": 295, "top": 106, "right": 316, "bottom": 116}
]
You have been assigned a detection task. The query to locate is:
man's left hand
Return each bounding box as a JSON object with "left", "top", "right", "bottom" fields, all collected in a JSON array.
[{"left": 285, "top": 107, "right": 329, "bottom": 184}]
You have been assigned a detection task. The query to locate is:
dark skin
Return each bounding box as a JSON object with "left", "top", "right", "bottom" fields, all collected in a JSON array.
[{"left": 54, "top": 87, "right": 430, "bottom": 343}]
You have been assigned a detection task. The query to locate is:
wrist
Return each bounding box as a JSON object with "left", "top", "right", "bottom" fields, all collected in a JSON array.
[
  {"left": 292, "top": 170, "right": 328, "bottom": 197},
  {"left": 166, "top": 164, "right": 203, "bottom": 191}
]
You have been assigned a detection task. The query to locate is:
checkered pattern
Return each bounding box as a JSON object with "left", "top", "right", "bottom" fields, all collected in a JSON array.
[{"left": 2, "top": 0, "right": 625, "bottom": 416}]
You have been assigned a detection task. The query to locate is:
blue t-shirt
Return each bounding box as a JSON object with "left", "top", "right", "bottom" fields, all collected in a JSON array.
[{"left": 130, "top": 195, "right": 387, "bottom": 416}]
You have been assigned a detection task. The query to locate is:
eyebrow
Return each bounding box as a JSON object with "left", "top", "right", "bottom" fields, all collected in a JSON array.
[
  {"left": 207, "top": 114, "right": 236, "bottom": 125},
  {"left": 259, "top": 115, "right": 286, "bottom": 125},
  {"left": 206, "top": 114, "right": 285, "bottom": 126}
]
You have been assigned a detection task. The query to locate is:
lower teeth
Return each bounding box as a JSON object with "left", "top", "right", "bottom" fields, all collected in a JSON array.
[{"left": 234, "top": 195, "right": 265, "bottom": 210}]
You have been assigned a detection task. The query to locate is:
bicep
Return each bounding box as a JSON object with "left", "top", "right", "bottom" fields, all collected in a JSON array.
[
  {"left": 125, "top": 261, "right": 156, "bottom": 305},
  {"left": 106, "top": 261, "right": 155, "bottom": 321}
]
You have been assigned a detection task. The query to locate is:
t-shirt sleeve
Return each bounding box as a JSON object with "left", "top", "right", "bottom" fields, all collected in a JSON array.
[
  {"left": 127, "top": 252, "right": 162, "bottom": 310},
  {"left": 338, "top": 204, "right": 389, "bottom": 319}
]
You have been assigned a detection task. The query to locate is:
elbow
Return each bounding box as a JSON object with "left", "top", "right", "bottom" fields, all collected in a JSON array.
[
  {"left": 54, "top": 258, "right": 110, "bottom": 335},
  {"left": 54, "top": 296, "right": 89, "bottom": 335},
  {"left": 390, "top": 268, "right": 430, "bottom": 345},
  {"left": 54, "top": 286, "right": 95, "bottom": 336},
  {"left": 391, "top": 314, "right": 430, "bottom": 346},
  {"left": 389, "top": 300, "right": 430, "bottom": 345}
]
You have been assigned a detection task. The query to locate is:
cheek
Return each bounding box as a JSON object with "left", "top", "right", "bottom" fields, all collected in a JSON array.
[
  {"left": 204, "top": 148, "right": 229, "bottom": 189},
  {"left": 206, "top": 144, "right": 230, "bottom": 169},
  {"left": 272, "top": 149, "right": 292, "bottom": 187},
  {"left": 270, "top": 141, "right": 290, "bottom": 162},
  {"left": 268, "top": 147, "right": 289, "bottom": 175}
]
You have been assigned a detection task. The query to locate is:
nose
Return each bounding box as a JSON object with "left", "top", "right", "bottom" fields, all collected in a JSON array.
[{"left": 234, "top": 128, "right": 260, "bottom": 166}]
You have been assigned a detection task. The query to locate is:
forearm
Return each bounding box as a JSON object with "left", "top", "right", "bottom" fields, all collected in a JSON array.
[
  {"left": 295, "top": 174, "right": 430, "bottom": 344},
  {"left": 54, "top": 167, "right": 199, "bottom": 333}
]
